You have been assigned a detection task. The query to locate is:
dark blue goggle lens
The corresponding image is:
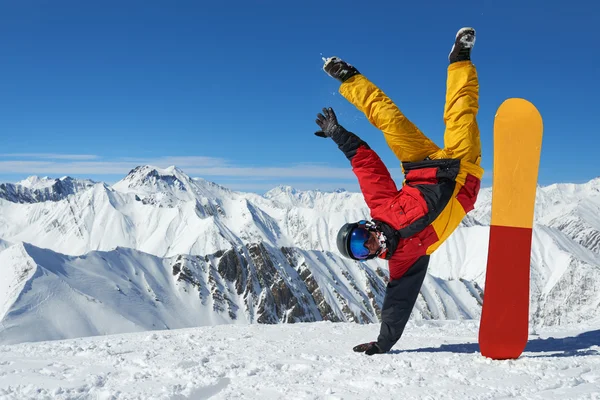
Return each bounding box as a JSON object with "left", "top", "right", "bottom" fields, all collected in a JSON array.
[{"left": 349, "top": 227, "right": 371, "bottom": 259}]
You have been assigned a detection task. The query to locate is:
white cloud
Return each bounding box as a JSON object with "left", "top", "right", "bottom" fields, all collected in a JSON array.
[
  {"left": 119, "top": 156, "right": 229, "bottom": 168},
  {"left": 213, "top": 180, "right": 361, "bottom": 193},
  {"left": 0, "top": 153, "right": 407, "bottom": 194},
  {"left": 0, "top": 160, "right": 135, "bottom": 175},
  {"left": 0, "top": 153, "right": 99, "bottom": 160},
  {"left": 0, "top": 154, "right": 405, "bottom": 181}
]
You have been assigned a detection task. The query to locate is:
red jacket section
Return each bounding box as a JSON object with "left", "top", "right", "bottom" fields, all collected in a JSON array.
[{"left": 351, "top": 145, "right": 479, "bottom": 281}]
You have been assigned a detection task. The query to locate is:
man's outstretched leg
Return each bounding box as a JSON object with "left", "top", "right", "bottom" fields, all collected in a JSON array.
[
  {"left": 431, "top": 27, "right": 482, "bottom": 165},
  {"left": 426, "top": 27, "right": 484, "bottom": 250},
  {"left": 323, "top": 57, "right": 440, "bottom": 163}
]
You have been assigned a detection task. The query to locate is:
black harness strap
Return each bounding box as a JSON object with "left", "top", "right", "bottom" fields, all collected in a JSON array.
[{"left": 375, "top": 158, "right": 461, "bottom": 259}]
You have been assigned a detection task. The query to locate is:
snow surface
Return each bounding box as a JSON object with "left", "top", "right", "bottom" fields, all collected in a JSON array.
[
  {"left": 0, "top": 239, "right": 11, "bottom": 252},
  {"left": 1, "top": 321, "right": 599, "bottom": 399}
]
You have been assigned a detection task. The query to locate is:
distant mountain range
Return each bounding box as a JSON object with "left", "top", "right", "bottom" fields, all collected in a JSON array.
[{"left": 1, "top": 165, "right": 599, "bottom": 344}]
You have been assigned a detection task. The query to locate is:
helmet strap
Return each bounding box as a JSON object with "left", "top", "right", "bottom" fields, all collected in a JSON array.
[{"left": 375, "top": 231, "right": 387, "bottom": 257}]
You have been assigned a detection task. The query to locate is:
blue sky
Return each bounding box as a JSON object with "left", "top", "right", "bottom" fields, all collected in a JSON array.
[{"left": 1, "top": 0, "right": 598, "bottom": 193}]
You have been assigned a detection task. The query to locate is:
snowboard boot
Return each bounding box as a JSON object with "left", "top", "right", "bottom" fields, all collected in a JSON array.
[
  {"left": 323, "top": 56, "right": 360, "bottom": 83},
  {"left": 448, "top": 27, "right": 476, "bottom": 64},
  {"left": 353, "top": 341, "right": 383, "bottom": 355}
]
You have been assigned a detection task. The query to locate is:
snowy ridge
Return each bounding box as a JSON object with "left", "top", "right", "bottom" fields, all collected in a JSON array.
[
  {"left": 0, "top": 176, "right": 95, "bottom": 203},
  {"left": 113, "top": 165, "right": 232, "bottom": 207},
  {"left": 0, "top": 241, "right": 392, "bottom": 345},
  {"left": 1, "top": 166, "right": 600, "bottom": 344},
  {"left": 0, "top": 238, "right": 11, "bottom": 252},
  {"left": 263, "top": 185, "right": 351, "bottom": 210},
  {"left": 0, "top": 244, "right": 38, "bottom": 323}
]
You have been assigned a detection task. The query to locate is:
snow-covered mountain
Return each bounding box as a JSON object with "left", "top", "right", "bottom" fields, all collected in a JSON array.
[
  {"left": 1, "top": 165, "right": 599, "bottom": 344},
  {"left": 0, "top": 176, "right": 95, "bottom": 203}
]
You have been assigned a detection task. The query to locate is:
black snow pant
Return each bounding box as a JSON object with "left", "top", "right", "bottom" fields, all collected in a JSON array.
[{"left": 376, "top": 255, "right": 430, "bottom": 352}]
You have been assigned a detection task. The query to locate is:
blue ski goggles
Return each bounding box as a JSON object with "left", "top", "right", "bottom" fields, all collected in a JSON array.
[{"left": 349, "top": 226, "right": 372, "bottom": 259}]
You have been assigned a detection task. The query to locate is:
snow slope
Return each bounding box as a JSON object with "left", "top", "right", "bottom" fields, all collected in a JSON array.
[
  {"left": 0, "top": 243, "right": 245, "bottom": 345},
  {"left": 0, "top": 321, "right": 599, "bottom": 399},
  {"left": 0, "top": 241, "right": 387, "bottom": 345},
  {"left": 0, "top": 238, "right": 11, "bottom": 252}
]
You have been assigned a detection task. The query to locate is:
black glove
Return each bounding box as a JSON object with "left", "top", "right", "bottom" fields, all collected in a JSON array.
[
  {"left": 353, "top": 342, "right": 384, "bottom": 356},
  {"left": 315, "top": 107, "right": 340, "bottom": 138},
  {"left": 314, "top": 107, "right": 370, "bottom": 160},
  {"left": 323, "top": 56, "right": 360, "bottom": 83}
]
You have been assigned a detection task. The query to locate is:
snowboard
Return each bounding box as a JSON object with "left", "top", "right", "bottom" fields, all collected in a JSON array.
[{"left": 478, "top": 98, "right": 543, "bottom": 360}]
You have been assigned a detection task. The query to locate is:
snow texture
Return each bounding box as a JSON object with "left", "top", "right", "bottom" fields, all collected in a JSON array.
[{"left": 0, "top": 321, "right": 599, "bottom": 399}]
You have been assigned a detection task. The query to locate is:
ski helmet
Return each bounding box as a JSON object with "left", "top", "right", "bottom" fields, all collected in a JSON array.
[{"left": 336, "top": 221, "right": 377, "bottom": 261}]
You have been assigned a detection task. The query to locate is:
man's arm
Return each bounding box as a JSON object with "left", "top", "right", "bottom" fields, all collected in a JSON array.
[{"left": 315, "top": 108, "right": 398, "bottom": 210}]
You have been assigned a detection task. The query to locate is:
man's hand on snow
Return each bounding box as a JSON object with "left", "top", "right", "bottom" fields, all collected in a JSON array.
[{"left": 315, "top": 107, "right": 340, "bottom": 138}]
